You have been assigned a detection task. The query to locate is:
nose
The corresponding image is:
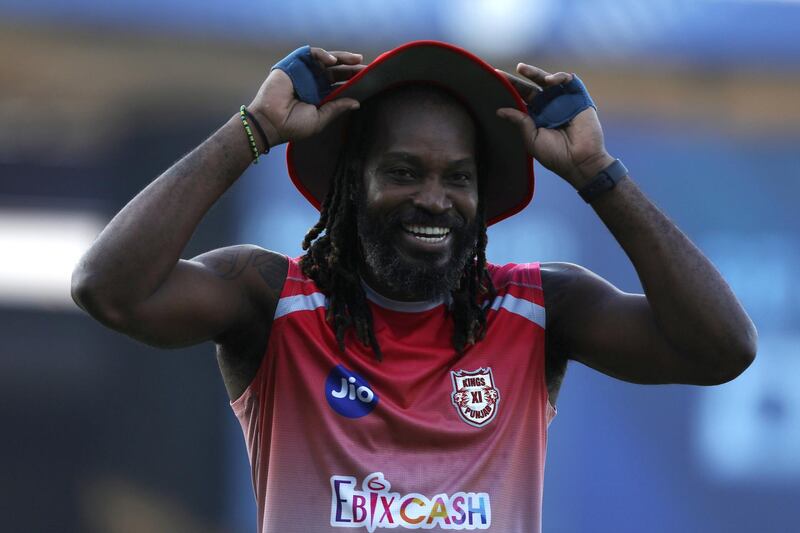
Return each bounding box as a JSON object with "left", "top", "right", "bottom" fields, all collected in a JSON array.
[{"left": 412, "top": 176, "right": 453, "bottom": 214}]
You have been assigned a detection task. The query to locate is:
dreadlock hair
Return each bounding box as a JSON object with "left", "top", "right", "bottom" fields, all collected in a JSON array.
[{"left": 300, "top": 83, "right": 496, "bottom": 361}]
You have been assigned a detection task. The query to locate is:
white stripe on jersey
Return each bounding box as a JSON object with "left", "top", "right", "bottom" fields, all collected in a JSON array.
[
  {"left": 275, "top": 292, "right": 327, "bottom": 319},
  {"left": 487, "top": 293, "right": 546, "bottom": 329}
]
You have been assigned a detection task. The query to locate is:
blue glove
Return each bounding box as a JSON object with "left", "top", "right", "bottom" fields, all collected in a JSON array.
[
  {"left": 270, "top": 45, "right": 333, "bottom": 106},
  {"left": 527, "top": 74, "right": 596, "bottom": 129}
]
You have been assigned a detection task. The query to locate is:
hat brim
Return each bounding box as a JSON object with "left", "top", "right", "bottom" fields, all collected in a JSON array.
[{"left": 286, "top": 40, "right": 534, "bottom": 226}]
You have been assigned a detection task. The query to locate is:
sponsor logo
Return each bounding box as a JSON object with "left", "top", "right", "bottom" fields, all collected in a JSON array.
[
  {"left": 450, "top": 368, "right": 500, "bottom": 428},
  {"left": 326, "top": 365, "right": 378, "bottom": 418},
  {"left": 330, "top": 472, "right": 491, "bottom": 531}
]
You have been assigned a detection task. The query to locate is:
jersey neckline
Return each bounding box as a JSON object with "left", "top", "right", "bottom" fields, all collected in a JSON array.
[{"left": 360, "top": 279, "right": 451, "bottom": 313}]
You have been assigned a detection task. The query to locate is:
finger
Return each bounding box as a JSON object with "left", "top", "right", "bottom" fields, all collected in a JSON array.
[
  {"left": 494, "top": 68, "right": 541, "bottom": 101},
  {"left": 317, "top": 97, "right": 361, "bottom": 130},
  {"left": 327, "top": 64, "right": 367, "bottom": 82},
  {"left": 495, "top": 67, "right": 542, "bottom": 89},
  {"left": 543, "top": 71, "right": 573, "bottom": 86},
  {"left": 310, "top": 47, "right": 339, "bottom": 67},
  {"left": 327, "top": 50, "right": 364, "bottom": 65},
  {"left": 516, "top": 63, "right": 552, "bottom": 86},
  {"left": 496, "top": 107, "right": 536, "bottom": 143}
]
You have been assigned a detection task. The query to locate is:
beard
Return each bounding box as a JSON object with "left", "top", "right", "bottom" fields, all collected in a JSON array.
[{"left": 356, "top": 194, "right": 479, "bottom": 300}]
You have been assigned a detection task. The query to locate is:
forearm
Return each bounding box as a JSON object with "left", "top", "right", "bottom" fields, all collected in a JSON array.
[
  {"left": 589, "top": 174, "right": 757, "bottom": 366},
  {"left": 72, "top": 112, "right": 261, "bottom": 312}
]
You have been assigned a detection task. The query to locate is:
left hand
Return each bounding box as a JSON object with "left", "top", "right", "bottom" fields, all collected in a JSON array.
[{"left": 495, "top": 63, "right": 615, "bottom": 189}]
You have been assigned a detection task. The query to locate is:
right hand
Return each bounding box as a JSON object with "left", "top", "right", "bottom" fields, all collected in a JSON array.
[{"left": 248, "top": 47, "right": 366, "bottom": 147}]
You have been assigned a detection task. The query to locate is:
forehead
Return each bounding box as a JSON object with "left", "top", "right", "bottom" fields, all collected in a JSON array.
[{"left": 365, "top": 87, "right": 478, "bottom": 162}]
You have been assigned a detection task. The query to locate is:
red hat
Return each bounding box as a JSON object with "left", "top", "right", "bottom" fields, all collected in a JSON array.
[{"left": 286, "top": 40, "right": 534, "bottom": 226}]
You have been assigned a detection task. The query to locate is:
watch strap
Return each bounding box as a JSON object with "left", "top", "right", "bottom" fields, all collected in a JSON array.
[{"left": 578, "top": 159, "right": 628, "bottom": 203}]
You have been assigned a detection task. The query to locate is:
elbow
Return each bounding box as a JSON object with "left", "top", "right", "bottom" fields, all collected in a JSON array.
[
  {"left": 70, "top": 269, "right": 129, "bottom": 329},
  {"left": 70, "top": 266, "right": 99, "bottom": 312},
  {"left": 70, "top": 268, "right": 90, "bottom": 311},
  {"left": 706, "top": 323, "right": 758, "bottom": 385},
  {"left": 709, "top": 349, "right": 755, "bottom": 385}
]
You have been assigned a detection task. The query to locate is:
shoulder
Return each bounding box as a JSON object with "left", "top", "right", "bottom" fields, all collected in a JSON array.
[
  {"left": 486, "top": 261, "right": 544, "bottom": 290},
  {"left": 191, "top": 244, "right": 290, "bottom": 314},
  {"left": 540, "top": 261, "right": 592, "bottom": 296},
  {"left": 488, "top": 261, "right": 595, "bottom": 294},
  {"left": 192, "top": 243, "right": 285, "bottom": 268},
  {"left": 540, "top": 261, "right": 615, "bottom": 294},
  {"left": 540, "top": 261, "right": 619, "bottom": 333}
]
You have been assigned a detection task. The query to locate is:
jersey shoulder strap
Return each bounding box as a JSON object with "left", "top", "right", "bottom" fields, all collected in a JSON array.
[{"left": 486, "top": 261, "right": 546, "bottom": 329}]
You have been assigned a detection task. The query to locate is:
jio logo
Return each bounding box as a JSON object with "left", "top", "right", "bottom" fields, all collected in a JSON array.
[{"left": 325, "top": 365, "right": 379, "bottom": 419}]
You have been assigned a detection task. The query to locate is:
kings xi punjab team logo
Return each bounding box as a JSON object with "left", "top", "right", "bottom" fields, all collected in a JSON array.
[{"left": 450, "top": 367, "right": 500, "bottom": 427}]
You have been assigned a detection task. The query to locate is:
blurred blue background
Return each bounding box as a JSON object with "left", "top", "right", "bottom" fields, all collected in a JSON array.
[{"left": 1, "top": 1, "right": 798, "bottom": 531}]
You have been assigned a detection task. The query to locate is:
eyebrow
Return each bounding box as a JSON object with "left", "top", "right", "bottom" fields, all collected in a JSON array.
[{"left": 379, "top": 151, "right": 476, "bottom": 167}]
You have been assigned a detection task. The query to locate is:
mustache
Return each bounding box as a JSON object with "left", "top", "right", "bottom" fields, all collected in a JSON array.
[{"left": 387, "top": 209, "right": 465, "bottom": 229}]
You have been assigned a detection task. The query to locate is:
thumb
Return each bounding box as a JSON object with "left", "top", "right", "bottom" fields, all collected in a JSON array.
[
  {"left": 497, "top": 107, "right": 537, "bottom": 143},
  {"left": 317, "top": 98, "right": 360, "bottom": 130}
]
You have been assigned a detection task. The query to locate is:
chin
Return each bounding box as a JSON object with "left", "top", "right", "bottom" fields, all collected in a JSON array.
[
  {"left": 356, "top": 205, "right": 478, "bottom": 300},
  {"left": 397, "top": 246, "right": 452, "bottom": 271},
  {"left": 367, "top": 245, "right": 465, "bottom": 299}
]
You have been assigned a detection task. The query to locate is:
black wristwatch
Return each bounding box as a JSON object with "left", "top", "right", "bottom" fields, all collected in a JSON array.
[{"left": 577, "top": 159, "right": 628, "bottom": 203}]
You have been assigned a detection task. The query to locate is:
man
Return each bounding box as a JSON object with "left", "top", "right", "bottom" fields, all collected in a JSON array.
[{"left": 71, "top": 42, "right": 757, "bottom": 532}]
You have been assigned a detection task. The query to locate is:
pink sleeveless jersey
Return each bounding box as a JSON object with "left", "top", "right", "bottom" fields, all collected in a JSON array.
[{"left": 230, "top": 257, "right": 556, "bottom": 532}]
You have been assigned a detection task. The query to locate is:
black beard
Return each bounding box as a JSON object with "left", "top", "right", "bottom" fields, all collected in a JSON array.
[{"left": 356, "top": 196, "right": 479, "bottom": 300}]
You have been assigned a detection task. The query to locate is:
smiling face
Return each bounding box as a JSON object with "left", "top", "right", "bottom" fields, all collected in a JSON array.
[{"left": 356, "top": 85, "right": 481, "bottom": 301}]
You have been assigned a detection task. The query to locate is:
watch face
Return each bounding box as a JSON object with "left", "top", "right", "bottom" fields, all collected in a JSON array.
[{"left": 609, "top": 159, "right": 628, "bottom": 180}]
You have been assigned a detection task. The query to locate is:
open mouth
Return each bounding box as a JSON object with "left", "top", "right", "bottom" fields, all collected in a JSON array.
[{"left": 401, "top": 223, "right": 451, "bottom": 243}]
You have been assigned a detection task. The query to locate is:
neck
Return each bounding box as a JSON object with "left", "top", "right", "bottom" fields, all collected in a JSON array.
[
  {"left": 360, "top": 268, "right": 437, "bottom": 302},
  {"left": 360, "top": 277, "right": 450, "bottom": 314}
]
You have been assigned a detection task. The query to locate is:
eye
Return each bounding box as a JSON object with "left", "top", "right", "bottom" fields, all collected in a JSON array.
[
  {"left": 387, "top": 168, "right": 415, "bottom": 180},
  {"left": 450, "top": 172, "right": 472, "bottom": 184}
]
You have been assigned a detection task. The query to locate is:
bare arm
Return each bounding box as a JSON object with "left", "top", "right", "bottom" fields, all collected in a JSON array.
[
  {"left": 498, "top": 64, "right": 756, "bottom": 386},
  {"left": 71, "top": 113, "right": 270, "bottom": 338},
  {"left": 71, "top": 47, "right": 364, "bottom": 348},
  {"left": 575, "top": 176, "right": 755, "bottom": 384},
  {"left": 541, "top": 179, "right": 757, "bottom": 386}
]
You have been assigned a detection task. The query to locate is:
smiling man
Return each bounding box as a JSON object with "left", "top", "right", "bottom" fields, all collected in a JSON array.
[
  {"left": 357, "top": 86, "right": 481, "bottom": 302},
  {"left": 71, "top": 42, "right": 757, "bottom": 532}
]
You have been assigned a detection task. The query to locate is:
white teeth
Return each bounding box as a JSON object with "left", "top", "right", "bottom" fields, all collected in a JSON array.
[
  {"left": 402, "top": 224, "right": 450, "bottom": 236},
  {"left": 414, "top": 234, "right": 446, "bottom": 243}
]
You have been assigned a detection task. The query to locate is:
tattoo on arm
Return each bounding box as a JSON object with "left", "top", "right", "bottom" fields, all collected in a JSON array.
[
  {"left": 206, "top": 248, "right": 285, "bottom": 294},
  {"left": 207, "top": 249, "right": 251, "bottom": 280},
  {"left": 250, "top": 251, "right": 286, "bottom": 293}
]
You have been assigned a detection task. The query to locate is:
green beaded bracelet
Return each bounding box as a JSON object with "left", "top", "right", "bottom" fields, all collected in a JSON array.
[
  {"left": 239, "top": 105, "right": 260, "bottom": 164},
  {"left": 242, "top": 106, "right": 271, "bottom": 155}
]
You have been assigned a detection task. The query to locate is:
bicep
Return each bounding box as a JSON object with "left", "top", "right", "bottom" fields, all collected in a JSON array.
[
  {"left": 114, "top": 245, "right": 285, "bottom": 349},
  {"left": 118, "top": 258, "right": 250, "bottom": 348},
  {"left": 546, "top": 263, "right": 710, "bottom": 385}
]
